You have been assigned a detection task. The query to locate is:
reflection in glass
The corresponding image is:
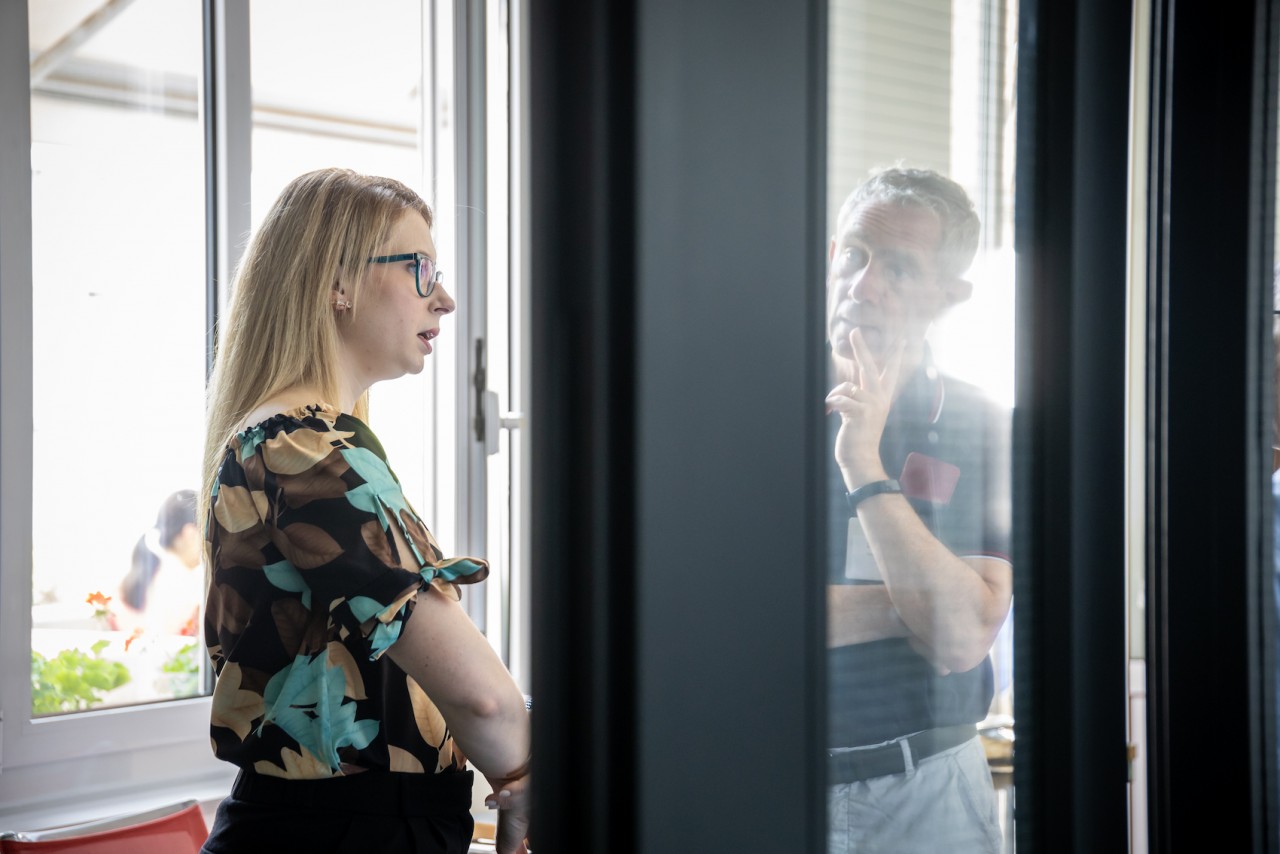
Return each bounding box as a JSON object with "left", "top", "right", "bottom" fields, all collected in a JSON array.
[
  {"left": 28, "top": 0, "right": 207, "bottom": 713},
  {"left": 825, "top": 1, "right": 1017, "bottom": 850}
]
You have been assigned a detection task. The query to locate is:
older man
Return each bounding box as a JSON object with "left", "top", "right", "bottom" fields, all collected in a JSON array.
[{"left": 825, "top": 168, "right": 1012, "bottom": 853}]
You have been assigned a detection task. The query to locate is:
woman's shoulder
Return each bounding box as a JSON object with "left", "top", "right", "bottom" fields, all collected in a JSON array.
[
  {"left": 237, "top": 400, "right": 341, "bottom": 434},
  {"left": 223, "top": 401, "right": 377, "bottom": 471},
  {"left": 235, "top": 401, "right": 376, "bottom": 443}
]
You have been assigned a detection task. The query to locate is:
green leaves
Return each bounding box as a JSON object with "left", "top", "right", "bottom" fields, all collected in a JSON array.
[
  {"left": 264, "top": 559, "right": 314, "bottom": 608},
  {"left": 259, "top": 649, "right": 378, "bottom": 772},
  {"left": 31, "top": 644, "right": 131, "bottom": 716},
  {"left": 237, "top": 424, "right": 267, "bottom": 462},
  {"left": 342, "top": 448, "right": 410, "bottom": 518},
  {"left": 341, "top": 447, "right": 424, "bottom": 565},
  {"left": 160, "top": 642, "right": 200, "bottom": 697},
  {"left": 433, "top": 557, "right": 489, "bottom": 583}
]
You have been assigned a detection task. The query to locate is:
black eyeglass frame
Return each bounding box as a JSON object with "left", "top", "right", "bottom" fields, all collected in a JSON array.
[{"left": 367, "top": 252, "right": 443, "bottom": 298}]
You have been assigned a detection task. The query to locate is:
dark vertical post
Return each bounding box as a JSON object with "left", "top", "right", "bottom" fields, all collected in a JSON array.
[
  {"left": 1146, "top": 0, "right": 1277, "bottom": 850},
  {"left": 1014, "top": 0, "right": 1133, "bottom": 849},
  {"left": 529, "top": 0, "right": 827, "bottom": 850},
  {"left": 632, "top": 0, "right": 827, "bottom": 850},
  {"left": 528, "top": 1, "right": 638, "bottom": 851}
]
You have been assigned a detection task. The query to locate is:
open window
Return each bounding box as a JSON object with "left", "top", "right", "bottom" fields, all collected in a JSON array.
[{"left": 0, "top": 0, "right": 527, "bottom": 826}]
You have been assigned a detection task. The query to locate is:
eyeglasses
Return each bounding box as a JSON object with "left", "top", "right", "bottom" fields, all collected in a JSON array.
[{"left": 367, "top": 252, "right": 443, "bottom": 298}]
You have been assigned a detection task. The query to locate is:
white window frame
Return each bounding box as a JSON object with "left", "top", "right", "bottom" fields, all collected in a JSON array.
[
  {"left": 0, "top": 0, "right": 239, "bottom": 827},
  {"left": 0, "top": 0, "right": 529, "bottom": 828}
]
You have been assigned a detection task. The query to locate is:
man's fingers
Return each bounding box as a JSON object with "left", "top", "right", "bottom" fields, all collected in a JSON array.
[
  {"left": 880, "top": 338, "right": 906, "bottom": 393},
  {"left": 849, "top": 329, "right": 880, "bottom": 392},
  {"left": 826, "top": 384, "right": 870, "bottom": 417},
  {"left": 847, "top": 329, "right": 866, "bottom": 388},
  {"left": 826, "top": 396, "right": 860, "bottom": 417},
  {"left": 848, "top": 329, "right": 906, "bottom": 399}
]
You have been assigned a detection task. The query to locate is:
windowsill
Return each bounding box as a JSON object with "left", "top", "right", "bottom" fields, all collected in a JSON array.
[
  {"left": 1, "top": 756, "right": 511, "bottom": 852},
  {"left": 0, "top": 746, "right": 236, "bottom": 836}
]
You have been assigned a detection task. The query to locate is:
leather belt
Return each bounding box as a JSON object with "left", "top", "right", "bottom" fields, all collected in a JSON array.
[{"left": 828, "top": 724, "right": 977, "bottom": 784}]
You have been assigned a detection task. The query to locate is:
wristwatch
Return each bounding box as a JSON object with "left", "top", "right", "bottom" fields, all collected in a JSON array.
[{"left": 845, "top": 478, "right": 902, "bottom": 514}]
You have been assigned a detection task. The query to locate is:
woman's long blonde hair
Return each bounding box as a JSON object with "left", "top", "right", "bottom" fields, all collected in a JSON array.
[{"left": 199, "top": 168, "right": 433, "bottom": 534}]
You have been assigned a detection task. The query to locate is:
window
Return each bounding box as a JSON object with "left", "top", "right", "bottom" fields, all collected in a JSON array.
[
  {"left": 825, "top": 0, "right": 1018, "bottom": 848},
  {"left": 247, "top": 0, "right": 440, "bottom": 545},
  {"left": 0, "top": 0, "right": 522, "bottom": 826},
  {"left": 0, "top": 1, "right": 227, "bottom": 825},
  {"left": 28, "top": 0, "right": 208, "bottom": 716}
]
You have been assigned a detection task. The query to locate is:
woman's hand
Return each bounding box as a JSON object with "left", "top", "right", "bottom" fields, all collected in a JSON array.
[
  {"left": 486, "top": 772, "right": 530, "bottom": 854},
  {"left": 384, "top": 587, "right": 532, "bottom": 850}
]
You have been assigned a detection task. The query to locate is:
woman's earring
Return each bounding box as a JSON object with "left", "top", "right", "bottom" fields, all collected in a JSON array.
[{"left": 334, "top": 296, "right": 352, "bottom": 311}]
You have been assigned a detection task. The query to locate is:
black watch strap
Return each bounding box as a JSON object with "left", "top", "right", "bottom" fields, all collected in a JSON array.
[{"left": 845, "top": 478, "right": 902, "bottom": 514}]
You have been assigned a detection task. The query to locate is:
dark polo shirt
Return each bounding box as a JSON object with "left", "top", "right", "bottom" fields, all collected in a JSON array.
[{"left": 827, "top": 356, "right": 1011, "bottom": 748}]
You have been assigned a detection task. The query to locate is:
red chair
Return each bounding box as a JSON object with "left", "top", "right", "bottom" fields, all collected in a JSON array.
[{"left": 0, "top": 800, "right": 208, "bottom": 854}]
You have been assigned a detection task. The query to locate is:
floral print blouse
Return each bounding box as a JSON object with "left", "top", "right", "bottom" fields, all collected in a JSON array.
[{"left": 204, "top": 404, "right": 488, "bottom": 779}]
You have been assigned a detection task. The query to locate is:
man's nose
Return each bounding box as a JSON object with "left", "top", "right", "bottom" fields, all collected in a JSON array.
[{"left": 848, "top": 265, "right": 882, "bottom": 303}]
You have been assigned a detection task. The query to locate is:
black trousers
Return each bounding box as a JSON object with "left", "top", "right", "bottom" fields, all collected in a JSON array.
[{"left": 202, "top": 768, "right": 475, "bottom": 854}]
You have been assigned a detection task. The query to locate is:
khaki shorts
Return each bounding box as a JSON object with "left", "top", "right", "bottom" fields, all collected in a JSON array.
[{"left": 827, "top": 735, "right": 1002, "bottom": 854}]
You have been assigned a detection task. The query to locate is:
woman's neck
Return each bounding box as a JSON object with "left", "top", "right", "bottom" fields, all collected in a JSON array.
[{"left": 240, "top": 387, "right": 335, "bottom": 432}]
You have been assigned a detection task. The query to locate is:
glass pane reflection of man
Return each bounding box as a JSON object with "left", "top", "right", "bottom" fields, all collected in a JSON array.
[{"left": 825, "top": 168, "right": 1012, "bottom": 854}]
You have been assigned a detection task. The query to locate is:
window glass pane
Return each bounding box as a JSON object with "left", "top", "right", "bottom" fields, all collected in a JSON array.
[
  {"left": 249, "top": 0, "right": 435, "bottom": 515},
  {"left": 248, "top": 0, "right": 424, "bottom": 228},
  {"left": 28, "top": 0, "right": 207, "bottom": 715},
  {"left": 824, "top": 0, "right": 1017, "bottom": 848}
]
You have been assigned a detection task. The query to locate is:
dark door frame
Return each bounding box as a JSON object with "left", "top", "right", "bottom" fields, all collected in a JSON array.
[
  {"left": 1013, "top": 0, "right": 1134, "bottom": 849},
  {"left": 528, "top": 1, "right": 827, "bottom": 851},
  {"left": 527, "top": 0, "right": 1280, "bottom": 850},
  {"left": 1144, "top": 0, "right": 1279, "bottom": 851}
]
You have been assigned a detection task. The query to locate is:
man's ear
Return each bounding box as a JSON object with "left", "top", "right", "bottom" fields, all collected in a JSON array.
[
  {"left": 828, "top": 236, "right": 837, "bottom": 265},
  {"left": 942, "top": 277, "right": 973, "bottom": 306}
]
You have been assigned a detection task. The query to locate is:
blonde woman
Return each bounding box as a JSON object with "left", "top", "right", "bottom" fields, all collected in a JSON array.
[{"left": 200, "top": 169, "right": 530, "bottom": 854}]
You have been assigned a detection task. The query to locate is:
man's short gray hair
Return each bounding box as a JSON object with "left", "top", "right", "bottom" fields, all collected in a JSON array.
[{"left": 838, "top": 167, "right": 981, "bottom": 281}]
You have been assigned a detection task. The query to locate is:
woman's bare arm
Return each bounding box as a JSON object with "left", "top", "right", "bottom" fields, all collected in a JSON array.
[{"left": 386, "top": 584, "right": 530, "bottom": 852}]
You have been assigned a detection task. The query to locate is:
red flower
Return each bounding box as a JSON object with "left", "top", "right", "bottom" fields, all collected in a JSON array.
[
  {"left": 123, "top": 627, "right": 144, "bottom": 652},
  {"left": 86, "top": 591, "right": 112, "bottom": 608}
]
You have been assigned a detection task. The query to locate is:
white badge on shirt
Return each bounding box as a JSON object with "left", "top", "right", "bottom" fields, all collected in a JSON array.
[{"left": 845, "top": 518, "right": 883, "bottom": 581}]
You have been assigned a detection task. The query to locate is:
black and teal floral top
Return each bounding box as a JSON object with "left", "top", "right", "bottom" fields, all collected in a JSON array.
[{"left": 204, "top": 404, "right": 488, "bottom": 779}]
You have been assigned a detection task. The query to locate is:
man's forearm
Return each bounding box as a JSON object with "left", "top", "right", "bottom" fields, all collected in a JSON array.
[
  {"left": 826, "top": 338, "right": 1010, "bottom": 672},
  {"left": 853, "top": 492, "right": 1012, "bottom": 672},
  {"left": 827, "top": 583, "right": 911, "bottom": 647}
]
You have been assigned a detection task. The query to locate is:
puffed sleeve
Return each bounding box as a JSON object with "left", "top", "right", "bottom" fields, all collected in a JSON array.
[{"left": 237, "top": 416, "right": 488, "bottom": 662}]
